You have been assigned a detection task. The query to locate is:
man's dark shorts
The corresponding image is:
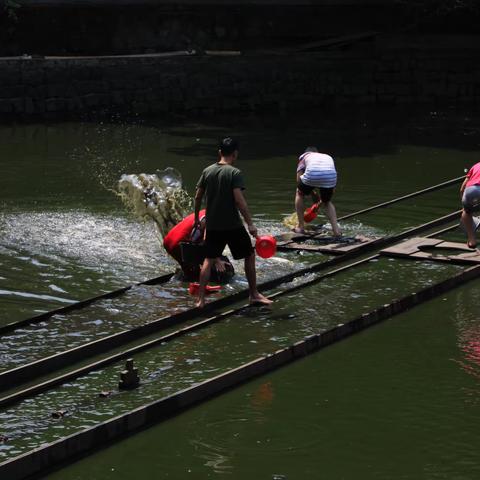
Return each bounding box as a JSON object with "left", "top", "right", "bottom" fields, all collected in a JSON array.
[
  {"left": 297, "top": 179, "right": 334, "bottom": 203},
  {"left": 205, "top": 227, "right": 254, "bottom": 260}
]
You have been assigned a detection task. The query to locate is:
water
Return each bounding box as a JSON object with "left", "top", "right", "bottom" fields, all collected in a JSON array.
[
  {"left": 1, "top": 109, "right": 480, "bottom": 476},
  {"left": 44, "top": 283, "right": 480, "bottom": 480}
]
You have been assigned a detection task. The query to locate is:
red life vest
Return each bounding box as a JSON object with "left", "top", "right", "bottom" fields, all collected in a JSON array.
[{"left": 163, "top": 210, "right": 206, "bottom": 254}]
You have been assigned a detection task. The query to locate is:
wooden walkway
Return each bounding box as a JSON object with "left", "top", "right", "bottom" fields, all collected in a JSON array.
[
  {"left": 277, "top": 231, "right": 379, "bottom": 255},
  {"left": 381, "top": 237, "right": 480, "bottom": 265}
]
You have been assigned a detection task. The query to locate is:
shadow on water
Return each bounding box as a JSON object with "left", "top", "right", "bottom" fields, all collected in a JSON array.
[{"left": 142, "top": 106, "right": 480, "bottom": 160}]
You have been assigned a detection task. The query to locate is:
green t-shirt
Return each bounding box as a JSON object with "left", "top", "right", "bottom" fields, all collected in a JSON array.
[{"left": 196, "top": 162, "right": 245, "bottom": 231}]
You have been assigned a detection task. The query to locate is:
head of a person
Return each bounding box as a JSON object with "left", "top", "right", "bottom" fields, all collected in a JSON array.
[
  {"left": 219, "top": 137, "right": 239, "bottom": 161},
  {"left": 304, "top": 146, "right": 318, "bottom": 153}
]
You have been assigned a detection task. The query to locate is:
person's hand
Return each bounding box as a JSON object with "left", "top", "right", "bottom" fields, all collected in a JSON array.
[
  {"left": 191, "top": 221, "right": 203, "bottom": 242},
  {"left": 248, "top": 224, "right": 258, "bottom": 238},
  {"left": 215, "top": 258, "right": 226, "bottom": 272}
]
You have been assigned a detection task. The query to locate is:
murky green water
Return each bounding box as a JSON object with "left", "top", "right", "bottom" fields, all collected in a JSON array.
[
  {"left": 45, "top": 282, "right": 480, "bottom": 480},
  {"left": 1, "top": 109, "right": 480, "bottom": 476}
]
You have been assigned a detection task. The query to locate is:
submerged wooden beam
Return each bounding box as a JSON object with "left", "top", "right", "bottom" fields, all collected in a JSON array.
[
  {"left": 277, "top": 234, "right": 378, "bottom": 254},
  {"left": 0, "top": 272, "right": 175, "bottom": 336}
]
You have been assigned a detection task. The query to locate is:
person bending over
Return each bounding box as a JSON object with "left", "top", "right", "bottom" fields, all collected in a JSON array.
[
  {"left": 460, "top": 161, "right": 480, "bottom": 249},
  {"left": 294, "top": 146, "right": 341, "bottom": 236},
  {"left": 163, "top": 209, "right": 234, "bottom": 282}
]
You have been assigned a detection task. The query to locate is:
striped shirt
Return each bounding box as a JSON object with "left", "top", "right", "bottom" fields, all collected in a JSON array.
[{"left": 297, "top": 152, "right": 337, "bottom": 188}]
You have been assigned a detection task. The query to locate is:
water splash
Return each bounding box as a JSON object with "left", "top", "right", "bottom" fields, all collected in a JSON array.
[{"left": 117, "top": 167, "right": 193, "bottom": 239}]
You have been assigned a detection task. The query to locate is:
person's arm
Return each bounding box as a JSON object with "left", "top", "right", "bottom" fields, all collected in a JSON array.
[
  {"left": 233, "top": 187, "right": 257, "bottom": 237},
  {"left": 214, "top": 257, "right": 226, "bottom": 272},
  {"left": 194, "top": 187, "right": 204, "bottom": 226},
  {"left": 460, "top": 169, "right": 472, "bottom": 195},
  {"left": 296, "top": 155, "right": 306, "bottom": 182}
]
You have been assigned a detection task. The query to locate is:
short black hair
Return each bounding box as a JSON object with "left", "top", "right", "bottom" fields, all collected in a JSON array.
[
  {"left": 219, "top": 137, "right": 239, "bottom": 156},
  {"left": 304, "top": 146, "right": 318, "bottom": 153}
]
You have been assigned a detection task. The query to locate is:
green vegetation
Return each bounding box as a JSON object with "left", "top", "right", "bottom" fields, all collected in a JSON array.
[{"left": 3, "top": 0, "right": 20, "bottom": 20}]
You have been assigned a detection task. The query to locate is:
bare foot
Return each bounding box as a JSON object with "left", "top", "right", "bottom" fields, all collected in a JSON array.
[
  {"left": 196, "top": 297, "right": 206, "bottom": 309},
  {"left": 467, "top": 241, "right": 477, "bottom": 249},
  {"left": 249, "top": 293, "right": 273, "bottom": 306},
  {"left": 292, "top": 227, "right": 305, "bottom": 234}
]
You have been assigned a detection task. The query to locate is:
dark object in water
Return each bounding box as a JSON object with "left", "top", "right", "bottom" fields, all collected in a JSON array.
[
  {"left": 118, "top": 359, "right": 140, "bottom": 390},
  {"left": 180, "top": 241, "right": 206, "bottom": 264},
  {"left": 51, "top": 410, "right": 68, "bottom": 419}
]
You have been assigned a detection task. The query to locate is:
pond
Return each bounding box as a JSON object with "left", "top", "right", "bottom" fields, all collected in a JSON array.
[{"left": 1, "top": 107, "right": 480, "bottom": 478}]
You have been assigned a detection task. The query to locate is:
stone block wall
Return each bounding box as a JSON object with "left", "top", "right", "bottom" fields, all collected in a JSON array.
[{"left": 1, "top": 45, "right": 480, "bottom": 120}]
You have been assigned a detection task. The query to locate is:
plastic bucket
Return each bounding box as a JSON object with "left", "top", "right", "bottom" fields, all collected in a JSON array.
[
  {"left": 255, "top": 235, "right": 277, "bottom": 259},
  {"left": 304, "top": 202, "right": 320, "bottom": 223},
  {"left": 188, "top": 283, "right": 222, "bottom": 295}
]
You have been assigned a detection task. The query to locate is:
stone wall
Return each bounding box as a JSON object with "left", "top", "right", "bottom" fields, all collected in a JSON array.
[{"left": 1, "top": 39, "right": 480, "bottom": 120}]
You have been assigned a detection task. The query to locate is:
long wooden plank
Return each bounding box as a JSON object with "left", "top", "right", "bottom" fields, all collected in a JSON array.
[{"left": 0, "top": 272, "right": 174, "bottom": 336}]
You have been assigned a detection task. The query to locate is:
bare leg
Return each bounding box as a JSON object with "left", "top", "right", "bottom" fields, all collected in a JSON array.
[
  {"left": 462, "top": 210, "right": 477, "bottom": 248},
  {"left": 244, "top": 252, "right": 273, "bottom": 305},
  {"left": 324, "top": 201, "right": 341, "bottom": 237},
  {"left": 295, "top": 189, "right": 305, "bottom": 232},
  {"left": 196, "top": 257, "right": 214, "bottom": 308}
]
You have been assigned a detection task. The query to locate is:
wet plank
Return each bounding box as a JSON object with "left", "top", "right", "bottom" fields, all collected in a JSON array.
[
  {"left": 277, "top": 235, "right": 379, "bottom": 254},
  {"left": 381, "top": 237, "right": 480, "bottom": 264}
]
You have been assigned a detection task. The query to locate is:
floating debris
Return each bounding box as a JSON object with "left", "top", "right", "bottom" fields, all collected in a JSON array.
[{"left": 119, "top": 359, "right": 140, "bottom": 390}]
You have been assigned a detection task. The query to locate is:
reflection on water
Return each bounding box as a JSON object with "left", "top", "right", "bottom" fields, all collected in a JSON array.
[{"left": 452, "top": 288, "right": 480, "bottom": 386}]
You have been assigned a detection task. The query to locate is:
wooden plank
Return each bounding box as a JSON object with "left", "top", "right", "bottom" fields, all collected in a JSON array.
[
  {"left": 436, "top": 241, "right": 474, "bottom": 252},
  {"left": 381, "top": 237, "right": 443, "bottom": 256},
  {"left": 278, "top": 235, "right": 379, "bottom": 254},
  {"left": 382, "top": 237, "right": 480, "bottom": 265}
]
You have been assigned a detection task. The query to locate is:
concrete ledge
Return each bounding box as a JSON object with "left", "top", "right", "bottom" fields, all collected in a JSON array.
[{"left": 1, "top": 44, "right": 480, "bottom": 119}]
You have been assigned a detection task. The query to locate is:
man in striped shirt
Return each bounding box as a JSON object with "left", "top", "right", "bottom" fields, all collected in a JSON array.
[{"left": 294, "top": 146, "right": 341, "bottom": 236}]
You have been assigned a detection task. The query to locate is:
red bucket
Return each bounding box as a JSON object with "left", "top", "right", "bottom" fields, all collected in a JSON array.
[
  {"left": 188, "top": 283, "right": 222, "bottom": 295},
  {"left": 255, "top": 235, "right": 277, "bottom": 259},
  {"left": 304, "top": 202, "right": 320, "bottom": 223}
]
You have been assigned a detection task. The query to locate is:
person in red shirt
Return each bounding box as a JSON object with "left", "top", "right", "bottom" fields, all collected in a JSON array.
[
  {"left": 460, "top": 161, "right": 480, "bottom": 248},
  {"left": 163, "top": 210, "right": 234, "bottom": 281}
]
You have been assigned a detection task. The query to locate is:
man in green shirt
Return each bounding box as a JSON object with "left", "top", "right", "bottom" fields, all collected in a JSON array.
[{"left": 194, "top": 137, "right": 273, "bottom": 309}]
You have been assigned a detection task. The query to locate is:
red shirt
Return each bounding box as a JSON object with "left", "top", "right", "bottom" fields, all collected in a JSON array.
[
  {"left": 466, "top": 162, "right": 480, "bottom": 188},
  {"left": 163, "top": 210, "right": 206, "bottom": 254}
]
